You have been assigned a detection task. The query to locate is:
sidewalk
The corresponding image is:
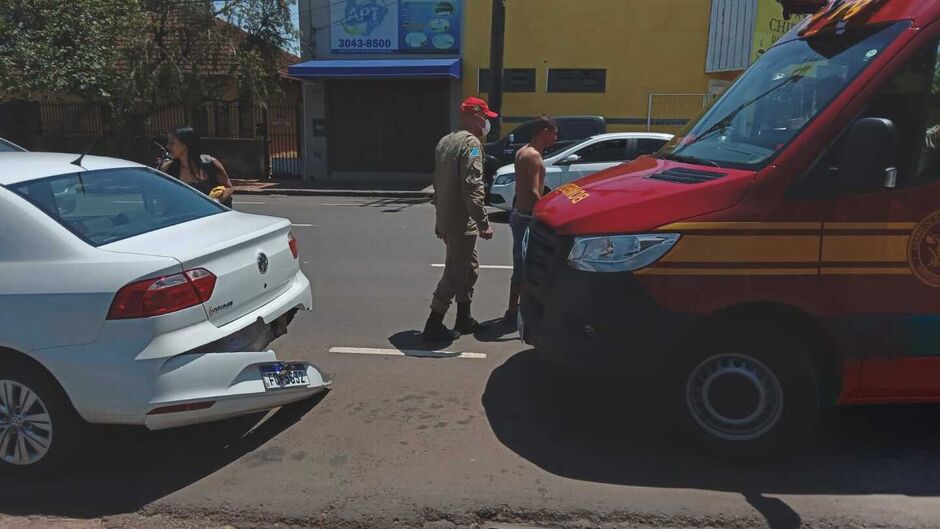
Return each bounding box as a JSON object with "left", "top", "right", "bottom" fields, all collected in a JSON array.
[{"left": 231, "top": 178, "right": 433, "bottom": 199}]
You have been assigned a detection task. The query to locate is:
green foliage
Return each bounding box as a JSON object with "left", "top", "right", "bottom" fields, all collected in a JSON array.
[
  {"left": 0, "top": 0, "right": 143, "bottom": 100},
  {"left": 0, "top": 0, "right": 296, "bottom": 126}
]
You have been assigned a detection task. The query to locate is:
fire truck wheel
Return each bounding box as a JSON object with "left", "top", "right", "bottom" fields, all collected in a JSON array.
[{"left": 671, "top": 319, "right": 820, "bottom": 456}]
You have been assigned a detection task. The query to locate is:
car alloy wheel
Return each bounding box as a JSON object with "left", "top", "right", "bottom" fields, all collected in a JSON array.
[{"left": 0, "top": 379, "right": 53, "bottom": 466}]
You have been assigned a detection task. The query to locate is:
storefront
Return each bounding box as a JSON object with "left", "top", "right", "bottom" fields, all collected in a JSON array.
[{"left": 291, "top": 0, "right": 463, "bottom": 183}]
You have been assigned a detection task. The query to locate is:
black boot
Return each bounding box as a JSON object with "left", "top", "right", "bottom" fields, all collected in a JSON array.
[
  {"left": 454, "top": 302, "right": 480, "bottom": 333},
  {"left": 423, "top": 310, "right": 459, "bottom": 342}
]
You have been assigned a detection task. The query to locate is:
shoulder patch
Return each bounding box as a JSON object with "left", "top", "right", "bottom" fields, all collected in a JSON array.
[{"left": 469, "top": 147, "right": 481, "bottom": 158}]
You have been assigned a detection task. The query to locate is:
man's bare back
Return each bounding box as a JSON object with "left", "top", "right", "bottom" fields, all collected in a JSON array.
[{"left": 514, "top": 145, "right": 545, "bottom": 211}]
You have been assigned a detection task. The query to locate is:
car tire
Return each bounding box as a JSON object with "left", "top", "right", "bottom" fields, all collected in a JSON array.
[
  {"left": 0, "top": 360, "right": 85, "bottom": 476},
  {"left": 669, "top": 319, "right": 820, "bottom": 457}
]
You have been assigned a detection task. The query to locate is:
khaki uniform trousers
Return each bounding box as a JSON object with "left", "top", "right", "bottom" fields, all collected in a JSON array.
[{"left": 430, "top": 233, "right": 479, "bottom": 314}]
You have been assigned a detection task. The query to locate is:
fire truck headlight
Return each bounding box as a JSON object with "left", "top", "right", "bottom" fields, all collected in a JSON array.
[{"left": 567, "top": 234, "right": 680, "bottom": 273}]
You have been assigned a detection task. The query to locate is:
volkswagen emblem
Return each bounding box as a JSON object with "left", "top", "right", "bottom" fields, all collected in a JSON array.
[{"left": 257, "top": 252, "right": 269, "bottom": 275}]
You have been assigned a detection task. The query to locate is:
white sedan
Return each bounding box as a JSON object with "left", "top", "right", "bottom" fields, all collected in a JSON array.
[
  {"left": 0, "top": 152, "right": 329, "bottom": 473},
  {"left": 488, "top": 132, "right": 673, "bottom": 211}
]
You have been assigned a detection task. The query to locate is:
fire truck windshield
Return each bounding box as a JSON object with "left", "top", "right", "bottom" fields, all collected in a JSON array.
[{"left": 659, "top": 21, "right": 909, "bottom": 170}]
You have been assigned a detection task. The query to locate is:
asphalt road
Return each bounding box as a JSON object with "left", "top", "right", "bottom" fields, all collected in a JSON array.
[{"left": 3, "top": 196, "right": 940, "bottom": 529}]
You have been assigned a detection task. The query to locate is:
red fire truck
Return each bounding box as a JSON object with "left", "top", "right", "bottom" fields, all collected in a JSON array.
[{"left": 522, "top": 0, "right": 940, "bottom": 453}]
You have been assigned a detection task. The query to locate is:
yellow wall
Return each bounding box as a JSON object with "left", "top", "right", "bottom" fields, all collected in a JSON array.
[{"left": 462, "top": 0, "right": 736, "bottom": 133}]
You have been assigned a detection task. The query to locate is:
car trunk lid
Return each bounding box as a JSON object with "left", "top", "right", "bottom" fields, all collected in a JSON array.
[{"left": 102, "top": 211, "right": 297, "bottom": 326}]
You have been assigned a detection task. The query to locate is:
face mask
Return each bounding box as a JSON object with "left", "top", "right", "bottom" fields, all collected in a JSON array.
[{"left": 480, "top": 117, "right": 491, "bottom": 137}]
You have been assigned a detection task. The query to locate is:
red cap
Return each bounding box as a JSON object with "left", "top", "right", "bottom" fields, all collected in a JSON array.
[{"left": 460, "top": 97, "right": 498, "bottom": 118}]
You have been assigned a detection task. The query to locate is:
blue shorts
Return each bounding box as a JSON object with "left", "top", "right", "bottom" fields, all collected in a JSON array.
[{"left": 510, "top": 208, "right": 533, "bottom": 283}]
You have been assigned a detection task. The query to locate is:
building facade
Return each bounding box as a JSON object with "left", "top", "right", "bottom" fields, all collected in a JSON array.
[
  {"left": 294, "top": 0, "right": 465, "bottom": 183},
  {"left": 292, "top": 0, "right": 799, "bottom": 183}
]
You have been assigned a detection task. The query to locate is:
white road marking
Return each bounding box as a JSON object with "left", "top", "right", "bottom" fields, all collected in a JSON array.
[
  {"left": 431, "top": 264, "right": 513, "bottom": 270},
  {"left": 235, "top": 201, "right": 267, "bottom": 204},
  {"left": 329, "top": 347, "right": 486, "bottom": 360},
  {"left": 291, "top": 223, "right": 317, "bottom": 227}
]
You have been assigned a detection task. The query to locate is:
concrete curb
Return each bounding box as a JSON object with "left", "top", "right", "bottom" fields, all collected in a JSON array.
[{"left": 235, "top": 188, "right": 433, "bottom": 199}]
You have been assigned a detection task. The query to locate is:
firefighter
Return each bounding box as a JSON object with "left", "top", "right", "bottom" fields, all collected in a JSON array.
[{"left": 423, "top": 97, "right": 497, "bottom": 342}]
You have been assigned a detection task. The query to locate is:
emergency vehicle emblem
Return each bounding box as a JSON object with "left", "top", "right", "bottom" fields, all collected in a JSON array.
[
  {"left": 556, "top": 183, "right": 590, "bottom": 204},
  {"left": 908, "top": 211, "right": 940, "bottom": 287}
]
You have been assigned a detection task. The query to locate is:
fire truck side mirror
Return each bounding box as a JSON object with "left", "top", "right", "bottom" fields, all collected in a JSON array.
[{"left": 839, "top": 117, "right": 898, "bottom": 192}]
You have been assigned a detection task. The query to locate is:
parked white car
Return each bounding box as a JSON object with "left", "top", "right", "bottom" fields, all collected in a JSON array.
[
  {"left": 0, "top": 152, "right": 329, "bottom": 473},
  {"left": 488, "top": 132, "right": 673, "bottom": 211}
]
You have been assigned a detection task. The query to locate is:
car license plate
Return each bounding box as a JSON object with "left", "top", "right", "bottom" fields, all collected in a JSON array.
[{"left": 260, "top": 363, "right": 309, "bottom": 390}]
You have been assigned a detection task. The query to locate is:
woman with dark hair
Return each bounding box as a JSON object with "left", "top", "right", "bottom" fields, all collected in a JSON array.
[{"left": 160, "top": 126, "right": 234, "bottom": 207}]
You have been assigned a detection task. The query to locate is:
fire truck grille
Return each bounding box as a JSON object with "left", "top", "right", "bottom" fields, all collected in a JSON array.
[{"left": 525, "top": 222, "right": 567, "bottom": 288}]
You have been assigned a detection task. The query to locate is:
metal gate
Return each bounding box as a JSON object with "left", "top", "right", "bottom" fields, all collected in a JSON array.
[
  {"left": 20, "top": 101, "right": 303, "bottom": 179},
  {"left": 646, "top": 93, "right": 716, "bottom": 134},
  {"left": 257, "top": 104, "right": 303, "bottom": 179}
]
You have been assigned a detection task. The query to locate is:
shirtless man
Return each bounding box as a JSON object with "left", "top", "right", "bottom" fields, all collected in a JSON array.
[{"left": 505, "top": 115, "right": 558, "bottom": 325}]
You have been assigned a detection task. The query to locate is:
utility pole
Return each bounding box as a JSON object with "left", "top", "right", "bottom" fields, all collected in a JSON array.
[{"left": 487, "top": 0, "right": 505, "bottom": 142}]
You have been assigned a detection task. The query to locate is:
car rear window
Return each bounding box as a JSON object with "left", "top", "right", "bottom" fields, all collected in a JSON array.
[
  {"left": 8, "top": 167, "right": 224, "bottom": 246},
  {"left": 0, "top": 139, "right": 25, "bottom": 152}
]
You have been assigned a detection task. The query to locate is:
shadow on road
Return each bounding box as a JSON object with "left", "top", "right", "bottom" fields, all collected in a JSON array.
[
  {"left": 364, "top": 197, "right": 430, "bottom": 213},
  {"left": 473, "top": 317, "right": 519, "bottom": 343},
  {"left": 744, "top": 492, "right": 803, "bottom": 529},
  {"left": 482, "top": 350, "right": 940, "bottom": 527},
  {"left": 389, "top": 329, "right": 458, "bottom": 351},
  {"left": 0, "top": 392, "right": 328, "bottom": 518}
]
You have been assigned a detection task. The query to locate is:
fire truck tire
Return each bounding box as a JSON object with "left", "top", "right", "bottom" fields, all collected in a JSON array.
[{"left": 670, "top": 319, "right": 820, "bottom": 456}]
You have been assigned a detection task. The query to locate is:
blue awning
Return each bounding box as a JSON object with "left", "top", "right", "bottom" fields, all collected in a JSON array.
[{"left": 288, "top": 58, "right": 461, "bottom": 79}]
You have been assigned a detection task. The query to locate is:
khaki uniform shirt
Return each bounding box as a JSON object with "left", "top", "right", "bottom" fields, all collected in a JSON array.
[{"left": 432, "top": 130, "right": 489, "bottom": 237}]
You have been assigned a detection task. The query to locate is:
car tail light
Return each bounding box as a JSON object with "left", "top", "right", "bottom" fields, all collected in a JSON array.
[
  {"left": 108, "top": 268, "right": 216, "bottom": 319},
  {"left": 288, "top": 231, "right": 299, "bottom": 259},
  {"left": 186, "top": 268, "right": 216, "bottom": 301}
]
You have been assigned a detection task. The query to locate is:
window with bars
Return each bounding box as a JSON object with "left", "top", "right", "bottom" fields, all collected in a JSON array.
[
  {"left": 547, "top": 69, "right": 607, "bottom": 93},
  {"left": 479, "top": 69, "right": 537, "bottom": 93}
]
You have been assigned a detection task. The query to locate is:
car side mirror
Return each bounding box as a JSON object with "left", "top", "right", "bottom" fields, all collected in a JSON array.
[
  {"left": 839, "top": 117, "right": 898, "bottom": 191},
  {"left": 558, "top": 154, "right": 581, "bottom": 165}
]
